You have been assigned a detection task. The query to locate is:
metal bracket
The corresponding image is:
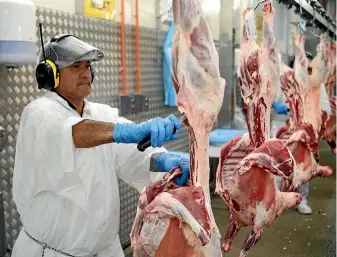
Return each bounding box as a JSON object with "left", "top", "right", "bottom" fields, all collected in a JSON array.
[
  {"left": 296, "top": 0, "right": 335, "bottom": 38},
  {"left": 119, "top": 95, "right": 133, "bottom": 115},
  {"left": 298, "top": 19, "right": 307, "bottom": 34}
]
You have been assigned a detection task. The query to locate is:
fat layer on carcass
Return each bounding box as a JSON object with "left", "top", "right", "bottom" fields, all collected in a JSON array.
[
  {"left": 216, "top": 4, "right": 301, "bottom": 257},
  {"left": 322, "top": 114, "right": 336, "bottom": 154},
  {"left": 322, "top": 41, "right": 336, "bottom": 153},
  {"left": 276, "top": 35, "right": 332, "bottom": 191},
  {"left": 277, "top": 52, "right": 305, "bottom": 135},
  {"left": 237, "top": 4, "right": 280, "bottom": 148},
  {"left": 323, "top": 41, "right": 336, "bottom": 114},
  {"left": 216, "top": 137, "right": 301, "bottom": 257},
  {"left": 304, "top": 34, "right": 335, "bottom": 164},
  {"left": 305, "top": 34, "right": 329, "bottom": 137},
  {"left": 130, "top": 0, "right": 225, "bottom": 256},
  {"left": 277, "top": 35, "right": 309, "bottom": 133}
]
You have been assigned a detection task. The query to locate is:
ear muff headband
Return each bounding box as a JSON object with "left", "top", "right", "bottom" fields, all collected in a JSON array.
[{"left": 51, "top": 34, "right": 74, "bottom": 43}]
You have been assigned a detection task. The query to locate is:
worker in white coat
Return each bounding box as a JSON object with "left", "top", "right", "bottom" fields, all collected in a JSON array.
[{"left": 11, "top": 34, "right": 190, "bottom": 257}]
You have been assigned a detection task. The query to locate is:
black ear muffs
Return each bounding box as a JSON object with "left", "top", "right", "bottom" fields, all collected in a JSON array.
[
  {"left": 36, "top": 62, "right": 95, "bottom": 90},
  {"left": 36, "top": 59, "right": 60, "bottom": 90},
  {"left": 36, "top": 34, "right": 74, "bottom": 91}
]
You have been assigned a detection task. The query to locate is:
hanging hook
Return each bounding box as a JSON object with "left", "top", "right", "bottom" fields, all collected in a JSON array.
[
  {"left": 310, "top": 6, "right": 316, "bottom": 26},
  {"left": 296, "top": 0, "right": 306, "bottom": 35},
  {"left": 299, "top": 0, "right": 303, "bottom": 16},
  {"left": 326, "top": 20, "right": 335, "bottom": 42},
  {"left": 326, "top": 22, "right": 331, "bottom": 42},
  {"left": 253, "top": 0, "right": 268, "bottom": 11},
  {"left": 298, "top": 21, "right": 306, "bottom": 35},
  {"left": 310, "top": 9, "right": 320, "bottom": 38}
]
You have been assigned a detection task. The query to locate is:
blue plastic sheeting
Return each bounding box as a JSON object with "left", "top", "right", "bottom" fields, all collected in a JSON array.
[
  {"left": 209, "top": 129, "right": 247, "bottom": 146},
  {"left": 163, "top": 21, "right": 177, "bottom": 107}
]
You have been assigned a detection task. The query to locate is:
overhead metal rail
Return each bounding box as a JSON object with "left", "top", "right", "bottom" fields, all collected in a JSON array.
[{"left": 277, "top": 0, "right": 336, "bottom": 39}]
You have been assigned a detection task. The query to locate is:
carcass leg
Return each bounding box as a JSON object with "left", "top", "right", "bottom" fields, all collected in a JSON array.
[
  {"left": 313, "top": 164, "right": 333, "bottom": 177},
  {"left": 221, "top": 215, "right": 240, "bottom": 252},
  {"left": 239, "top": 228, "right": 262, "bottom": 257},
  {"left": 281, "top": 178, "right": 292, "bottom": 192}
]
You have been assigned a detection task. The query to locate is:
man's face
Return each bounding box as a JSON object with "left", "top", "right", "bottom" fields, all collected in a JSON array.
[{"left": 57, "top": 60, "right": 92, "bottom": 100}]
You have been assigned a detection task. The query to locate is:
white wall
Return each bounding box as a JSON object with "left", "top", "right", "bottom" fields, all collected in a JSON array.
[
  {"left": 31, "top": 0, "right": 161, "bottom": 29},
  {"left": 114, "top": 0, "right": 157, "bottom": 28},
  {"left": 31, "top": 0, "right": 157, "bottom": 28},
  {"left": 31, "top": 0, "right": 75, "bottom": 13},
  {"left": 202, "top": 0, "right": 221, "bottom": 40},
  {"left": 273, "top": 1, "right": 291, "bottom": 56},
  {"left": 205, "top": 13, "right": 220, "bottom": 40}
]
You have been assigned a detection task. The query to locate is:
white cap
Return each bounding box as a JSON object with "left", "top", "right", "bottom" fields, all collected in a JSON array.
[{"left": 37, "top": 34, "right": 104, "bottom": 69}]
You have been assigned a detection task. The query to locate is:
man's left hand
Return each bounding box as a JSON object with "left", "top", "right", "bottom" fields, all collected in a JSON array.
[{"left": 154, "top": 152, "right": 190, "bottom": 186}]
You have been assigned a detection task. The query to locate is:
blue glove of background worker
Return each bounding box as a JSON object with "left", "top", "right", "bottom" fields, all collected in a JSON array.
[
  {"left": 113, "top": 114, "right": 181, "bottom": 147},
  {"left": 154, "top": 152, "right": 190, "bottom": 186},
  {"left": 272, "top": 101, "right": 289, "bottom": 115}
]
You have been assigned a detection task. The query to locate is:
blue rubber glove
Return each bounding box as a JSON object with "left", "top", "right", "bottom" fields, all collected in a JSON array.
[
  {"left": 272, "top": 101, "right": 289, "bottom": 115},
  {"left": 113, "top": 114, "right": 181, "bottom": 147},
  {"left": 154, "top": 152, "right": 190, "bottom": 186}
]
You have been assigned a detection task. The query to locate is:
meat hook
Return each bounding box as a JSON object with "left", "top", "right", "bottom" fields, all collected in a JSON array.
[
  {"left": 297, "top": 0, "right": 306, "bottom": 35},
  {"left": 309, "top": 10, "right": 320, "bottom": 38},
  {"left": 253, "top": 0, "right": 268, "bottom": 11}
]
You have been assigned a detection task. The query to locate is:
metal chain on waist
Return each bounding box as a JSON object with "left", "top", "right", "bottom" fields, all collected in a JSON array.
[{"left": 25, "top": 230, "right": 97, "bottom": 257}]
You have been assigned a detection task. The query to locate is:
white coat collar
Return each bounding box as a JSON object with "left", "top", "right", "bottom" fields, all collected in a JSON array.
[{"left": 44, "top": 91, "right": 91, "bottom": 116}]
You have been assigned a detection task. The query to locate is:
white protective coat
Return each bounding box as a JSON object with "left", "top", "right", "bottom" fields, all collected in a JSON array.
[{"left": 11, "top": 91, "right": 167, "bottom": 257}]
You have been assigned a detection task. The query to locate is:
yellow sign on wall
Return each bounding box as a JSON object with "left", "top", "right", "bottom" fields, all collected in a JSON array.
[{"left": 83, "top": 0, "right": 116, "bottom": 20}]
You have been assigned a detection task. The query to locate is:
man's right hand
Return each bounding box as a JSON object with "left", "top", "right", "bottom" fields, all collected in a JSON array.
[{"left": 113, "top": 114, "right": 181, "bottom": 147}]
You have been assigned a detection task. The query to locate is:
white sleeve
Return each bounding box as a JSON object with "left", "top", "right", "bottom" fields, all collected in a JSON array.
[
  {"left": 12, "top": 104, "right": 84, "bottom": 209},
  {"left": 113, "top": 116, "right": 167, "bottom": 193}
]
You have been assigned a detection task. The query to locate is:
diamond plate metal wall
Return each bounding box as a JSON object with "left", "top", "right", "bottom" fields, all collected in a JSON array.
[{"left": 0, "top": 6, "right": 189, "bottom": 252}]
